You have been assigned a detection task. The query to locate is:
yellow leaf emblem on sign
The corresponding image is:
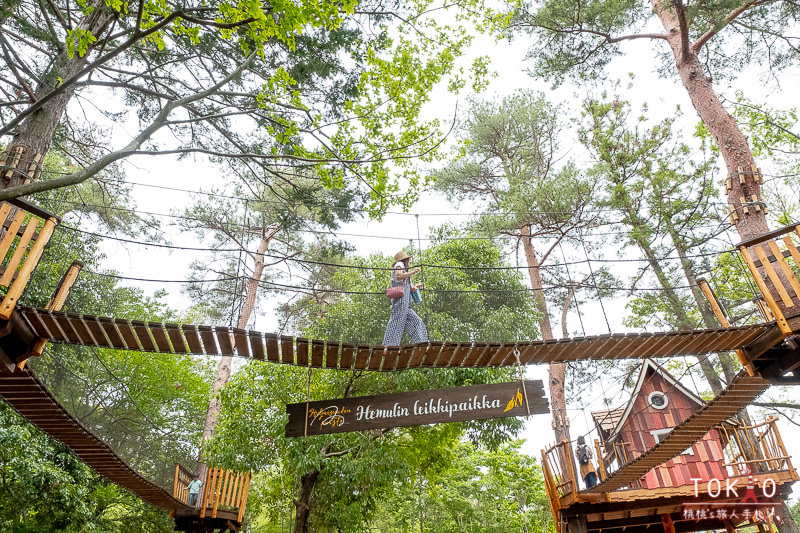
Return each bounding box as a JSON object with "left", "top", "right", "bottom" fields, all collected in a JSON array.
[{"left": 504, "top": 388, "right": 523, "bottom": 412}]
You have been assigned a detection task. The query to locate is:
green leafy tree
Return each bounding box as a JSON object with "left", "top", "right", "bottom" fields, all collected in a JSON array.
[
  {"left": 0, "top": 0, "right": 491, "bottom": 215},
  {"left": 508, "top": 0, "right": 800, "bottom": 244},
  {"left": 373, "top": 440, "right": 554, "bottom": 533},
  {"left": 434, "top": 90, "right": 598, "bottom": 445},
  {"left": 578, "top": 94, "right": 742, "bottom": 393},
  {"left": 205, "top": 234, "right": 539, "bottom": 532}
]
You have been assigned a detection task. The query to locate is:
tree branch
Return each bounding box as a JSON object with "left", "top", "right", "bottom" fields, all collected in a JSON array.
[
  {"left": 511, "top": 22, "right": 667, "bottom": 43},
  {"left": 0, "top": 51, "right": 258, "bottom": 201},
  {"left": 691, "top": 0, "right": 776, "bottom": 53},
  {"left": 0, "top": 10, "right": 184, "bottom": 138},
  {"left": 672, "top": 0, "right": 691, "bottom": 62}
]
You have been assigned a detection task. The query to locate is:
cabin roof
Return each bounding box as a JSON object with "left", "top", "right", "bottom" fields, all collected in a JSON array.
[{"left": 592, "top": 359, "right": 707, "bottom": 442}]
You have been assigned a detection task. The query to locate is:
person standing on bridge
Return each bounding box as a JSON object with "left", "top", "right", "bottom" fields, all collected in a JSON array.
[
  {"left": 187, "top": 475, "right": 203, "bottom": 506},
  {"left": 383, "top": 251, "right": 428, "bottom": 345}
]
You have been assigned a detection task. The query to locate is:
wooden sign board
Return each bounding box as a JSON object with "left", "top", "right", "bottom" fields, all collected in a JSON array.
[{"left": 286, "top": 380, "right": 548, "bottom": 437}]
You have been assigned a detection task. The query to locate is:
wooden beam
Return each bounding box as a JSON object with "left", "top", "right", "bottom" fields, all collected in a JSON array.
[
  {"left": 30, "top": 261, "right": 83, "bottom": 358},
  {"left": 697, "top": 278, "right": 756, "bottom": 376}
]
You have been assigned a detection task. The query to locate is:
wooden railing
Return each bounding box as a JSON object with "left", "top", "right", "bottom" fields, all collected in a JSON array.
[
  {"left": 172, "top": 463, "right": 195, "bottom": 505},
  {"left": 0, "top": 199, "right": 59, "bottom": 320},
  {"left": 200, "top": 467, "right": 251, "bottom": 522},
  {"left": 738, "top": 222, "right": 800, "bottom": 333},
  {"left": 718, "top": 416, "right": 797, "bottom": 478}
]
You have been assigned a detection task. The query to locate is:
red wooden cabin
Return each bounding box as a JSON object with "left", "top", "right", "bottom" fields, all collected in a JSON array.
[{"left": 591, "top": 359, "right": 728, "bottom": 490}]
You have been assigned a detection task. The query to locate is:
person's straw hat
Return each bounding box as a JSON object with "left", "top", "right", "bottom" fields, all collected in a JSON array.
[{"left": 394, "top": 250, "right": 411, "bottom": 262}]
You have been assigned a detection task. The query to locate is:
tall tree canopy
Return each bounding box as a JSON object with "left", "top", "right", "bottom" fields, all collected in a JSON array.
[
  {"left": 0, "top": 0, "right": 488, "bottom": 215},
  {"left": 435, "top": 90, "right": 597, "bottom": 444},
  {"left": 508, "top": 0, "right": 800, "bottom": 239}
]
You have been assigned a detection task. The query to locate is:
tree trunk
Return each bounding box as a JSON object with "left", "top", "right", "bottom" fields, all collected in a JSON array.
[
  {"left": 520, "top": 224, "right": 570, "bottom": 447},
  {"left": 3, "top": 0, "right": 115, "bottom": 189},
  {"left": 294, "top": 469, "right": 319, "bottom": 533},
  {"left": 650, "top": 0, "right": 768, "bottom": 242},
  {"left": 196, "top": 225, "right": 279, "bottom": 492}
]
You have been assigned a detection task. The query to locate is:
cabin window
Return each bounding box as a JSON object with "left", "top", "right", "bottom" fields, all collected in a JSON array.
[
  {"left": 647, "top": 391, "right": 669, "bottom": 410},
  {"left": 650, "top": 428, "right": 694, "bottom": 456}
]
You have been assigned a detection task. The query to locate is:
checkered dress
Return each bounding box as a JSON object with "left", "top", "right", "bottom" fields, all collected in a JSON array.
[{"left": 382, "top": 261, "right": 428, "bottom": 345}]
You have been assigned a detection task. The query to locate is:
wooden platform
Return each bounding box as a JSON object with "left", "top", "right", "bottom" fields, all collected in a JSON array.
[
  {"left": 173, "top": 508, "right": 242, "bottom": 533},
  {"left": 560, "top": 471, "right": 797, "bottom": 533}
]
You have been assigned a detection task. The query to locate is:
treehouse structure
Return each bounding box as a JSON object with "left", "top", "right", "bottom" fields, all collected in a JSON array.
[
  {"left": 0, "top": 187, "right": 798, "bottom": 533},
  {"left": 541, "top": 359, "right": 799, "bottom": 533}
]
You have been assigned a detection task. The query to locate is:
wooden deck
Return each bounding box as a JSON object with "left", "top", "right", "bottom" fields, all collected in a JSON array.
[{"left": 558, "top": 471, "right": 797, "bottom": 533}]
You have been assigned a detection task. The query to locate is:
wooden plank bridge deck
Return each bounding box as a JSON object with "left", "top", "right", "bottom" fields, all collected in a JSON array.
[
  {"left": 0, "top": 367, "right": 190, "bottom": 510},
  {"left": 17, "top": 306, "right": 772, "bottom": 369}
]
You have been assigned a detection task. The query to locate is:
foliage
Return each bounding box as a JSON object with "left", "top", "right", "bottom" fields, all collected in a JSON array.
[
  {"left": 578, "top": 94, "right": 721, "bottom": 330},
  {"left": 509, "top": 0, "right": 800, "bottom": 85},
  {"left": 435, "top": 91, "right": 596, "bottom": 237},
  {"left": 1, "top": 0, "right": 498, "bottom": 215},
  {"left": 703, "top": 94, "right": 800, "bottom": 226},
  {"left": 0, "top": 401, "right": 174, "bottom": 532},
  {"left": 372, "top": 440, "right": 554, "bottom": 532}
]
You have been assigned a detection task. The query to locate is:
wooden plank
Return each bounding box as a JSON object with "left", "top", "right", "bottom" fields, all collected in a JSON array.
[
  {"left": 286, "top": 380, "right": 548, "bottom": 437},
  {"left": 215, "top": 327, "right": 234, "bottom": 355},
  {"left": 295, "top": 337, "right": 309, "bottom": 366},
  {"left": 339, "top": 343, "right": 354, "bottom": 369},
  {"left": 407, "top": 344, "right": 427, "bottom": 368},
  {"left": 198, "top": 326, "right": 218, "bottom": 355},
  {"left": 53, "top": 314, "right": 84, "bottom": 345},
  {"left": 131, "top": 320, "right": 157, "bottom": 352},
  {"left": 367, "top": 347, "right": 384, "bottom": 370},
  {"left": 84, "top": 316, "right": 112, "bottom": 347},
  {"left": 0, "top": 210, "right": 25, "bottom": 268},
  {"left": 740, "top": 245, "right": 791, "bottom": 333},
  {"left": 324, "top": 341, "right": 340, "bottom": 368},
  {"left": 0, "top": 218, "right": 37, "bottom": 286},
  {"left": 149, "top": 323, "right": 173, "bottom": 353},
  {"left": 99, "top": 317, "right": 127, "bottom": 350},
  {"left": 754, "top": 245, "right": 794, "bottom": 307},
  {"left": 280, "top": 336, "right": 294, "bottom": 365},
  {"left": 394, "top": 345, "right": 414, "bottom": 369},
  {"left": 462, "top": 343, "right": 489, "bottom": 366},
  {"left": 383, "top": 346, "right": 401, "bottom": 370},
  {"left": 311, "top": 340, "right": 324, "bottom": 367},
  {"left": 421, "top": 342, "right": 443, "bottom": 366},
  {"left": 768, "top": 240, "right": 800, "bottom": 299},
  {"left": 182, "top": 325, "right": 204, "bottom": 354},
  {"left": 38, "top": 312, "right": 69, "bottom": 342},
  {"left": 116, "top": 320, "right": 142, "bottom": 351},
  {"left": 165, "top": 324, "right": 189, "bottom": 353},
  {"left": 354, "top": 345, "right": 370, "bottom": 369},
  {"left": 0, "top": 204, "right": 11, "bottom": 235},
  {"left": 232, "top": 328, "right": 250, "bottom": 357},
  {"left": 265, "top": 333, "right": 279, "bottom": 362},
  {"left": 249, "top": 331, "right": 265, "bottom": 360}
]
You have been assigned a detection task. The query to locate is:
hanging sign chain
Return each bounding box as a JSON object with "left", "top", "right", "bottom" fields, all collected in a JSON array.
[
  {"left": 514, "top": 346, "right": 531, "bottom": 416},
  {"left": 304, "top": 368, "right": 312, "bottom": 437}
]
